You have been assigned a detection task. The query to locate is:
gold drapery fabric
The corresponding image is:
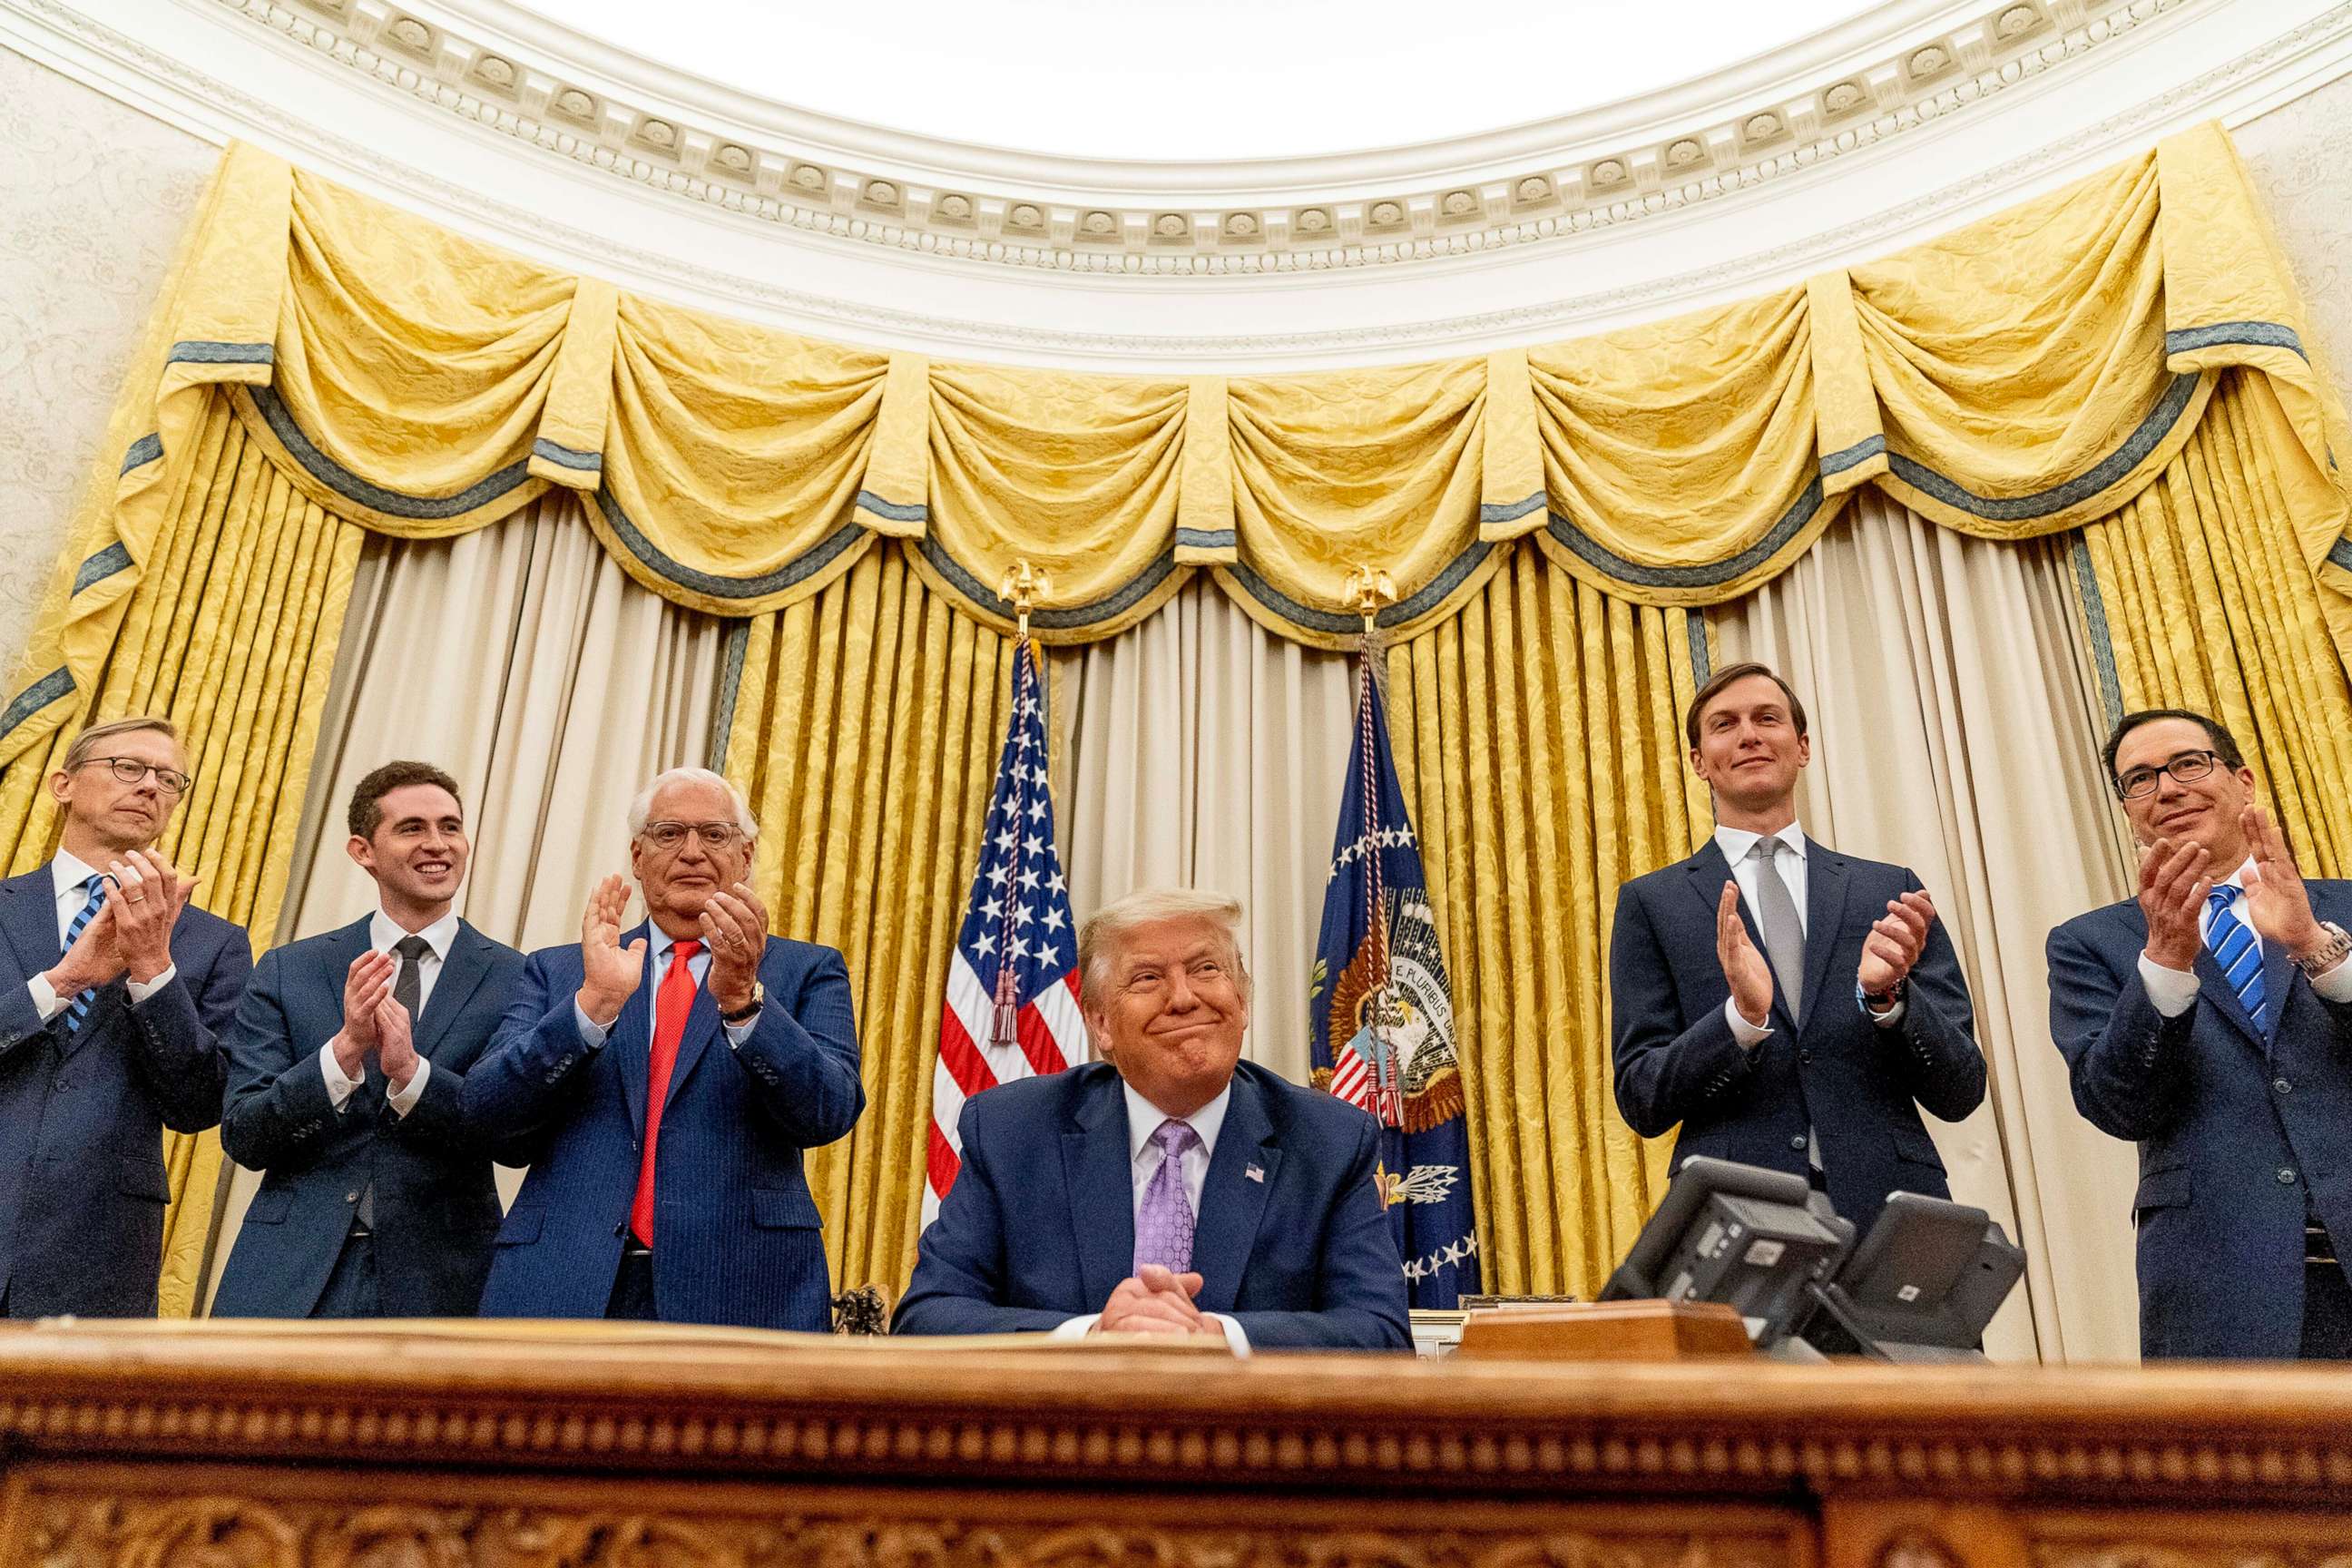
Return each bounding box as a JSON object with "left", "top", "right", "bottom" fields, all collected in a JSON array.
[
  {"left": 15, "top": 121, "right": 2347, "bottom": 774},
  {"left": 1381, "top": 543, "right": 1713, "bottom": 1296},
  {"left": 721, "top": 543, "right": 1012, "bottom": 1293},
  {"left": 2076, "top": 373, "right": 2352, "bottom": 876},
  {"left": 0, "top": 395, "right": 362, "bottom": 1316}
]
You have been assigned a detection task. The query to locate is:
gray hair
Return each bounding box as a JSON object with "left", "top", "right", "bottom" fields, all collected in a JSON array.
[
  {"left": 1077, "top": 887, "right": 1250, "bottom": 1011},
  {"left": 61, "top": 714, "right": 182, "bottom": 777},
  {"left": 625, "top": 767, "right": 759, "bottom": 839}
]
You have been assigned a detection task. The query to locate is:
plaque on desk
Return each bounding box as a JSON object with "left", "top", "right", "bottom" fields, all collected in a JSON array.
[{"left": 1454, "top": 1299, "right": 1753, "bottom": 1362}]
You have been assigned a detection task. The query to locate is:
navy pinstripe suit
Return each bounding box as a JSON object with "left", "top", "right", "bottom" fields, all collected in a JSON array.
[{"left": 463, "top": 926, "right": 863, "bottom": 1330}]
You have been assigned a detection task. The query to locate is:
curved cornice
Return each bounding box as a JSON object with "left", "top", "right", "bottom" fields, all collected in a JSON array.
[{"left": 5, "top": 0, "right": 2351, "bottom": 367}]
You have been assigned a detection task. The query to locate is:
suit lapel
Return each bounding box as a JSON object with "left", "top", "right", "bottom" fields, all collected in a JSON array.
[
  {"left": 2258, "top": 937, "right": 2295, "bottom": 1045},
  {"left": 1188, "top": 1074, "right": 1279, "bottom": 1317},
  {"left": 1681, "top": 841, "right": 1796, "bottom": 1034},
  {"left": 2191, "top": 945, "right": 2271, "bottom": 1050},
  {"left": 615, "top": 925, "right": 655, "bottom": 1142},
  {"left": 1063, "top": 1073, "right": 1137, "bottom": 1313},
  {"left": 0, "top": 868, "right": 58, "bottom": 986},
  {"left": 414, "top": 921, "right": 493, "bottom": 1059},
  {"left": 1798, "top": 841, "right": 1852, "bottom": 1037}
]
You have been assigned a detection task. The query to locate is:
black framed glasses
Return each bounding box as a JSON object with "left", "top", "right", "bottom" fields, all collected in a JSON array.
[
  {"left": 2114, "top": 750, "right": 2220, "bottom": 801},
  {"left": 641, "top": 820, "right": 745, "bottom": 851},
  {"left": 83, "top": 756, "right": 191, "bottom": 795}
]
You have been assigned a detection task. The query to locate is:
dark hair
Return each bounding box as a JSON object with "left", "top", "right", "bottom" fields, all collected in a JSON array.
[
  {"left": 348, "top": 761, "right": 464, "bottom": 840},
  {"left": 2101, "top": 709, "right": 2247, "bottom": 784},
  {"left": 1683, "top": 661, "right": 1809, "bottom": 750}
]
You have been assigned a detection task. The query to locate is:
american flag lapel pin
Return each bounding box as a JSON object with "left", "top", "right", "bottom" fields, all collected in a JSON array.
[{"left": 1245, "top": 1162, "right": 1265, "bottom": 1183}]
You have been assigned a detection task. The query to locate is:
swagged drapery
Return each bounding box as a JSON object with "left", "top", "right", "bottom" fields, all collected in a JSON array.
[{"left": 7, "top": 119, "right": 2351, "bottom": 1314}]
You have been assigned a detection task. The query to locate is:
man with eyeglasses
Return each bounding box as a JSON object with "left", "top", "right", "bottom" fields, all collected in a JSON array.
[
  {"left": 466, "top": 767, "right": 864, "bottom": 1328},
  {"left": 0, "top": 715, "right": 251, "bottom": 1317},
  {"left": 2047, "top": 708, "right": 2352, "bottom": 1360}
]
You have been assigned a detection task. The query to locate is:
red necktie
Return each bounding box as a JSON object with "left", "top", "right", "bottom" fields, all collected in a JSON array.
[{"left": 629, "top": 938, "right": 702, "bottom": 1247}]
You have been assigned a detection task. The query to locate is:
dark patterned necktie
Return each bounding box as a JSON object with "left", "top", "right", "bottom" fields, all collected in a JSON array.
[{"left": 62, "top": 875, "right": 106, "bottom": 1034}]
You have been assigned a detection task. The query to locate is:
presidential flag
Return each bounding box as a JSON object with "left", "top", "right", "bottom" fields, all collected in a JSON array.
[
  {"left": 926, "top": 637, "right": 1083, "bottom": 1225},
  {"left": 1308, "top": 653, "right": 1481, "bottom": 1307}
]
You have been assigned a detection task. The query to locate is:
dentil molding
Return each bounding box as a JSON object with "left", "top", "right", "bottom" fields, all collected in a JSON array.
[{"left": 3, "top": 0, "right": 2351, "bottom": 367}]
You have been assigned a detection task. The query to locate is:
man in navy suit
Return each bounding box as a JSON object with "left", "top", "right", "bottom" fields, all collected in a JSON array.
[
  {"left": 2046, "top": 708, "right": 2352, "bottom": 1360},
  {"left": 895, "top": 888, "right": 1408, "bottom": 1351},
  {"left": 465, "top": 767, "right": 863, "bottom": 1330},
  {"left": 1610, "top": 663, "right": 1984, "bottom": 1240},
  {"left": 0, "top": 714, "right": 250, "bottom": 1317},
  {"left": 212, "top": 762, "right": 524, "bottom": 1318}
]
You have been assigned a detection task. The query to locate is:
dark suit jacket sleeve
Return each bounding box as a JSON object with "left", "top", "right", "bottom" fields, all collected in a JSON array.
[
  {"left": 219, "top": 947, "right": 341, "bottom": 1171},
  {"left": 1880, "top": 879, "right": 1986, "bottom": 1122},
  {"left": 1229, "top": 1112, "right": 1411, "bottom": 1352},
  {"left": 730, "top": 946, "right": 864, "bottom": 1148},
  {"left": 387, "top": 1051, "right": 475, "bottom": 1149},
  {"left": 1609, "top": 881, "right": 1758, "bottom": 1137},
  {"left": 2046, "top": 915, "right": 2193, "bottom": 1142},
  {"left": 891, "top": 1096, "right": 1073, "bottom": 1336},
  {"left": 127, "top": 924, "right": 250, "bottom": 1134},
  {"left": 0, "top": 969, "right": 56, "bottom": 1061},
  {"left": 460, "top": 949, "right": 602, "bottom": 1167}
]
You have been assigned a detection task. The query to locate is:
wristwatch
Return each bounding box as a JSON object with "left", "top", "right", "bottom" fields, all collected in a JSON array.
[
  {"left": 1857, "top": 976, "right": 1906, "bottom": 1013},
  {"left": 720, "top": 980, "right": 765, "bottom": 1026},
  {"left": 2296, "top": 922, "right": 2352, "bottom": 979}
]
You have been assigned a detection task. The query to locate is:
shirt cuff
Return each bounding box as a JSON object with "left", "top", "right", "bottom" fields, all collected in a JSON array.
[
  {"left": 1209, "top": 1312, "right": 1251, "bottom": 1357},
  {"left": 2137, "top": 952, "right": 2201, "bottom": 1018},
  {"left": 126, "top": 964, "right": 176, "bottom": 1005},
  {"left": 318, "top": 1040, "right": 361, "bottom": 1110},
  {"left": 723, "top": 1015, "right": 758, "bottom": 1049},
  {"left": 573, "top": 1001, "right": 613, "bottom": 1048},
  {"left": 1862, "top": 993, "right": 1908, "bottom": 1029},
  {"left": 1050, "top": 1313, "right": 1100, "bottom": 1339},
  {"left": 26, "top": 975, "right": 63, "bottom": 1022},
  {"left": 1723, "top": 995, "right": 1772, "bottom": 1047},
  {"left": 2312, "top": 952, "right": 2352, "bottom": 1004},
  {"left": 385, "top": 1054, "right": 431, "bottom": 1116}
]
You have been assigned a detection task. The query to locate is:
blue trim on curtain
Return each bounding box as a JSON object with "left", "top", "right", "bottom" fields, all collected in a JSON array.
[
  {"left": 709, "top": 619, "right": 751, "bottom": 773},
  {"left": 917, "top": 537, "right": 1179, "bottom": 630},
  {"left": 1819, "top": 435, "right": 1886, "bottom": 476},
  {"left": 1174, "top": 527, "right": 1236, "bottom": 551},
  {"left": 119, "top": 434, "right": 163, "bottom": 475},
  {"left": 1686, "top": 612, "right": 1712, "bottom": 687},
  {"left": 1546, "top": 477, "right": 1822, "bottom": 590},
  {"left": 168, "top": 340, "right": 274, "bottom": 367},
  {"left": 1884, "top": 374, "right": 2200, "bottom": 523},
  {"left": 2330, "top": 535, "right": 2352, "bottom": 573},
  {"left": 2069, "top": 535, "right": 2125, "bottom": 728},
  {"left": 0, "top": 668, "right": 74, "bottom": 742},
  {"left": 1224, "top": 542, "right": 1494, "bottom": 636},
  {"left": 594, "top": 489, "right": 865, "bottom": 600},
  {"left": 1478, "top": 492, "right": 1545, "bottom": 527},
  {"left": 2164, "top": 322, "right": 2308, "bottom": 361},
  {"left": 250, "top": 387, "right": 534, "bottom": 520},
  {"left": 71, "top": 544, "right": 132, "bottom": 596},
  {"left": 531, "top": 437, "right": 603, "bottom": 473},
  {"left": 855, "top": 491, "right": 928, "bottom": 524}
]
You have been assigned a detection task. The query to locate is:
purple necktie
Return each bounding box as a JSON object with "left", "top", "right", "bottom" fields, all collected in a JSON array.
[{"left": 1133, "top": 1118, "right": 1201, "bottom": 1274}]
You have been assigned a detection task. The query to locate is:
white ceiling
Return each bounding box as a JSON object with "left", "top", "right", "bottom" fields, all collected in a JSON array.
[{"left": 515, "top": 0, "right": 1880, "bottom": 160}]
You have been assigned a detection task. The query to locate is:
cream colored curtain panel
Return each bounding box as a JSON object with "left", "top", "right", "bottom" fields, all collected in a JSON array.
[
  {"left": 13, "top": 122, "right": 2348, "bottom": 780},
  {"left": 1716, "top": 491, "right": 2139, "bottom": 1364},
  {"left": 201, "top": 496, "right": 726, "bottom": 1308},
  {"left": 1053, "top": 580, "right": 1358, "bottom": 1088}
]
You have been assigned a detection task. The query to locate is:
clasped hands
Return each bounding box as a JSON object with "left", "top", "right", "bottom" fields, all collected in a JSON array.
[
  {"left": 44, "top": 848, "right": 197, "bottom": 1002},
  {"left": 1715, "top": 878, "right": 1936, "bottom": 1033},
  {"left": 1090, "top": 1263, "right": 1229, "bottom": 1342},
  {"left": 332, "top": 948, "right": 420, "bottom": 1093},
  {"left": 2139, "top": 806, "right": 2325, "bottom": 971},
  {"left": 573, "top": 872, "right": 769, "bottom": 1026}
]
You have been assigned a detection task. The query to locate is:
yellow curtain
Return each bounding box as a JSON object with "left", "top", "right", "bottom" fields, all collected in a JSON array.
[
  {"left": 1382, "top": 541, "right": 1713, "bottom": 1296},
  {"left": 2076, "top": 373, "right": 2352, "bottom": 875},
  {"left": 0, "top": 394, "right": 362, "bottom": 1315},
  {"left": 720, "top": 542, "right": 1010, "bottom": 1293}
]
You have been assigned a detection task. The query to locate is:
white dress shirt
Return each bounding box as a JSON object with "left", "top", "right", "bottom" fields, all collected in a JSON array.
[
  {"left": 319, "top": 907, "right": 461, "bottom": 1117},
  {"left": 1051, "top": 1077, "right": 1250, "bottom": 1354},
  {"left": 25, "top": 848, "right": 178, "bottom": 1020},
  {"left": 2139, "top": 858, "right": 2352, "bottom": 1013},
  {"left": 1711, "top": 821, "right": 1907, "bottom": 1044},
  {"left": 572, "top": 926, "right": 760, "bottom": 1051}
]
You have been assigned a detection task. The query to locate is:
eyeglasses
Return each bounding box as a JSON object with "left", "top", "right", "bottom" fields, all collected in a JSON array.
[
  {"left": 641, "top": 820, "right": 746, "bottom": 851},
  {"left": 82, "top": 757, "right": 191, "bottom": 795},
  {"left": 2114, "top": 750, "right": 2221, "bottom": 801}
]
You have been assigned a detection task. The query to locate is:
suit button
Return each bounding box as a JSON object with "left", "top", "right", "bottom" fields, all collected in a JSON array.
[
  {"left": 345, "top": 1191, "right": 359, "bottom": 1203},
  {"left": 2278, "top": 1168, "right": 2299, "bottom": 1186},
  {"left": 1798, "top": 1051, "right": 1814, "bottom": 1066},
  {"left": 2274, "top": 1078, "right": 2293, "bottom": 1095},
  {"left": 1789, "top": 1134, "right": 1808, "bottom": 1152}
]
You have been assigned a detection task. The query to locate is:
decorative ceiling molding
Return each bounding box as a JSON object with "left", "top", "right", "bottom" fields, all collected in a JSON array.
[
  {"left": 211, "top": 0, "right": 2170, "bottom": 277},
  {"left": 5, "top": 0, "right": 2351, "bottom": 368}
]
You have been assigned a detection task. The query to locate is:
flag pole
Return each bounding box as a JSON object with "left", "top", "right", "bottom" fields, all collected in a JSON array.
[
  {"left": 989, "top": 558, "right": 1052, "bottom": 1053},
  {"left": 1345, "top": 563, "right": 1399, "bottom": 1126}
]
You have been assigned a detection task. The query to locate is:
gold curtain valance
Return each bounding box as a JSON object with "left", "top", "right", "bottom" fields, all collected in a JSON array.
[{"left": 9, "top": 122, "right": 2349, "bottom": 768}]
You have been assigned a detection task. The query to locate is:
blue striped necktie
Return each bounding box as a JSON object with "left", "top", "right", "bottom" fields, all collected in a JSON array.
[
  {"left": 2205, "top": 886, "right": 2269, "bottom": 1034},
  {"left": 62, "top": 874, "right": 106, "bottom": 1034}
]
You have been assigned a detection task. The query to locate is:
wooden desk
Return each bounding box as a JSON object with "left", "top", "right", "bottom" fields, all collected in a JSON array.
[{"left": 0, "top": 1321, "right": 2346, "bottom": 1568}]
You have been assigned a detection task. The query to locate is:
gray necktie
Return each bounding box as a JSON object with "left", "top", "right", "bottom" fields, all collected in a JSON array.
[
  {"left": 1749, "top": 837, "right": 1805, "bottom": 1024},
  {"left": 392, "top": 934, "right": 431, "bottom": 1020}
]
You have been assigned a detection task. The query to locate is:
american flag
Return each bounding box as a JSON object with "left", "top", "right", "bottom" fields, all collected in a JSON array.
[{"left": 926, "top": 637, "right": 1084, "bottom": 1225}]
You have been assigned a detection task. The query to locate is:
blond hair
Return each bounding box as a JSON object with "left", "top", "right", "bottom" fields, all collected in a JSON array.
[
  {"left": 1076, "top": 888, "right": 1250, "bottom": 1010},
  {"left": 60, "top": 715, "right": 182, "bottom": 777}
]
